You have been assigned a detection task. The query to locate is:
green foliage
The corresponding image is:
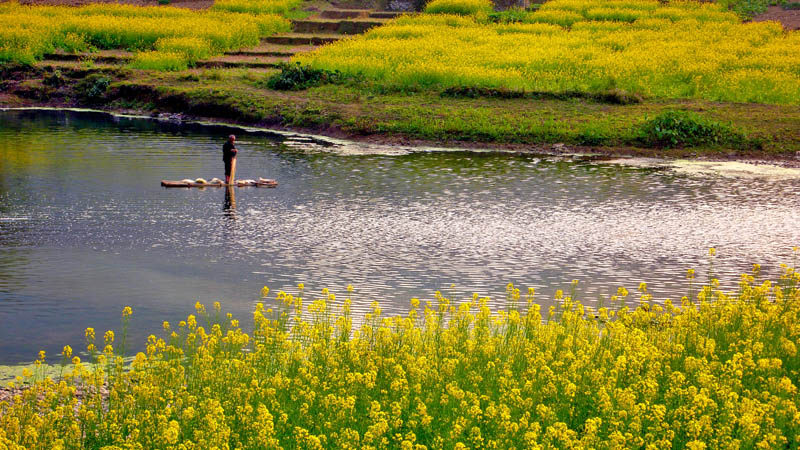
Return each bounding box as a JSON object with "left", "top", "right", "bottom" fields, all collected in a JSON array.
[
  {"left": 486, "top": 7, "right": 536, "bottom": 23},
  {"left": 42, "top": 69, "right": 66, "bottom": 87},
  {"left": 424, "top": 0, "right": 494, "bottom": 16},
  {"left": 717, "top": 0, "right": 775, "bottom": 17},
  {"left": 75, "top": 74, "right": 111, "bottom": 103},
  {"left": 265, "top": 63, "right": 344, "bottom": 91},
  {"left": 638, "top": 110, "right": 746, "bottom": 148}
]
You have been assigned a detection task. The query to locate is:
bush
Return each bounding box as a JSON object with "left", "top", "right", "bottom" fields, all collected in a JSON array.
[
  {"left": 424, "top": 0, "right": 494, "bottom": 16},
  {"left": 265, "top": 62, "right": 343, "bottom": 90},
  {"left": 638, "top": 110, "right": 745, "bottom": 148},
  {"left": 128, "top": 51, "right": 188, "bottom": 71},
  {"left": 75, "top": 74, "right": 111, "bottom": 103}
]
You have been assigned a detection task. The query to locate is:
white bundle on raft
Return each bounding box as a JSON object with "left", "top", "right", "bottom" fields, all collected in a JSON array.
[{"left": 161, "top": 177, "right": 278, "bottom": 188}]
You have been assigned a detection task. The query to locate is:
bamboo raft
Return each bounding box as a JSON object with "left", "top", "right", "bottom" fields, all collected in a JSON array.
[{"left": 161, "top": 177, "right": 278, "bottom": 188}]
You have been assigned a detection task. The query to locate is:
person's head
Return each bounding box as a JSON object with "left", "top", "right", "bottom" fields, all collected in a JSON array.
[{"left": 228, "top": 134, "right": 236, "bottom": 143}]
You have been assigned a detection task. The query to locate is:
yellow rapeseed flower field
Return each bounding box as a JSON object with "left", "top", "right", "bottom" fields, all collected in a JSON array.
[
  {"left": 298, "top": 0, "right": 800, "bottom": 104},
  {"left": 1, "top": 258, "right": 799, "bottom": 449},
  {"left": 0, "top": 2, "right": 291, "bottom": 68}
]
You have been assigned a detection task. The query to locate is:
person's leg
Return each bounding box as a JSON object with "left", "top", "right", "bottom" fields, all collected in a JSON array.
[
  {"left": 224, "top": 159, "right": 232, "bottom": 184},
  {"left": 229, "top": 157, "right": 237, "bottom": 184}
]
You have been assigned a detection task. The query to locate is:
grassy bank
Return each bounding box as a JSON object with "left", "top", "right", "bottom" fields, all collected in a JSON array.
[
  {"left": 1, "top": 257, "right": 799, "bottom": 449},
  {"left": 3, "top": 63, "right": 800, "bottom": 159}
]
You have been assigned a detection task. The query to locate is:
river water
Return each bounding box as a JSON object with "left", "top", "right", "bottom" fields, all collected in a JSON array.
[{"left": 0, "top": 109, "right": 798, "bottom": 364}]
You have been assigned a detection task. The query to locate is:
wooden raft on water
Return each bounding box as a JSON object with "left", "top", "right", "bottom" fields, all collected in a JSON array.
[{"left": 161, "top": 177, "right": 278, "bottom": 188}]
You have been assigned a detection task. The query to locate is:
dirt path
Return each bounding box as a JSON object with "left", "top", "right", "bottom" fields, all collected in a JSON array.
[{"left": 753, "top": 5, "right": 800, "bottom": 30}]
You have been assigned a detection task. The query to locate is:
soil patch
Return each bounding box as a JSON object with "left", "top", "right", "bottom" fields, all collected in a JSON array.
[{"left": 753, "top": 5, "right": 800, "bottom": 30}]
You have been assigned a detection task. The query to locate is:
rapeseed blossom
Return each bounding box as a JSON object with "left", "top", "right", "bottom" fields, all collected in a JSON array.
[
  {"left": 299, "top": 0, "right": 800, "bottom": 104},
  {"left": 0, "top": 2, "right": 291, "bottom": 68},
  {"left": 1, "top": 261, "right": 799, "bottom": 448}
]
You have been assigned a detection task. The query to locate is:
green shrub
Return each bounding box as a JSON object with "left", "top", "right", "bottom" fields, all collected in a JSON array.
[
  {"left": 424, "top": 0, "right": 494, "bottom": 16},
  {"left": 75, "top": 74, "right": 111, "bottom": 103},
  {"left": 128, "top": 51, "right": 188, "bottom": 71},
  {"left": 638, "top": 110, "right": 745, "bottom": 148},
  {"left": 486, "top": 7, "right": 535, "bottom": 23},
  {"left": 718, "top": 0, "right": 770, "bottom": 17},
  {"left": 265, "top": 62, "right": 344, "bottom": 90}
]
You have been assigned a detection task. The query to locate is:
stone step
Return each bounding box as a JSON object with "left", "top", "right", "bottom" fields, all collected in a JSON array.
[
  {"left": 196, "top": 55, "right": 290, "bottom": 69},
  {"left": 263, "top": 33, "right": 344, "bottom": 46},
  {"left": 370, "top": 11, "right": 409, "bottom": 18},
  {"left": 224, "top": 43, "right": 317, "bottom": 57},
  {"left": 42, "top": 50, "right": 132, "bottom": 64},
  {"left": 320, "top": 8, "right": 371, "bottom": 19},
  {"left": 291, "top": 18, "right": 386, "bottom": 34},
  {"left": 36, "top": 60, "right": 124, "bottom": 71}
]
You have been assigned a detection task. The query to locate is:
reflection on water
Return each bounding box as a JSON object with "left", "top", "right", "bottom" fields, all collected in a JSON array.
[
  {"left": 224, "top": 186, "right": 236, "bottom": 219},
  {"left": 0, "top": 109, "right": 798, "bottom": 364}
]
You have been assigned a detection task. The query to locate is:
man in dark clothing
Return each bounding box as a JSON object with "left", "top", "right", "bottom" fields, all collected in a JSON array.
[{"left": 222, "top": 134, "right": 238, "bottom": 185}]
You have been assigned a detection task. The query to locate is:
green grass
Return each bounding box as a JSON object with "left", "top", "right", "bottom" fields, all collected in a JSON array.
[{"left": 4, "top": 63, "right": 800, "bottom": 158}]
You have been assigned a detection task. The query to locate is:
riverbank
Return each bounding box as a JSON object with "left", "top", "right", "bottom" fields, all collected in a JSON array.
[{"left": 3, "top": 63, "right": 800, "bottom": 164}]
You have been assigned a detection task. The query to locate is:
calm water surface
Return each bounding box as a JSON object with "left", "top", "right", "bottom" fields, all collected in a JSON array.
[{"left": 0, "top": 109, "right": 798, "bottom": 364}]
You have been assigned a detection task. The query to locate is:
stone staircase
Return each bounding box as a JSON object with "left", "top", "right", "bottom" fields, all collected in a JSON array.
[{"left": 36, "top": 9, "right": 407, "bottom": 71}]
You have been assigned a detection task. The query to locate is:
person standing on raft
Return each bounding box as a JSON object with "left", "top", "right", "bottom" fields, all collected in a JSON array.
[{"left": 222, "top": 134, "right": 238, "bottom": 185}]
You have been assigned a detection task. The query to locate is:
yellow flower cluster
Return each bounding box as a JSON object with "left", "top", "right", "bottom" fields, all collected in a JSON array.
[
  {"left": 298, "top": 0, "right": 800, "bottom": 104},
  {"left": 0, "top": 2, "right": 291, "bottom": 68},
  {"left": 424, "top": 0, "right": 493, "bottom": 16},
  {"left": 212, "top": 0, "right": 302, "bottom": 16},
  {"left": 1, "top": 259, "right": 799, "bottom": 448}
]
